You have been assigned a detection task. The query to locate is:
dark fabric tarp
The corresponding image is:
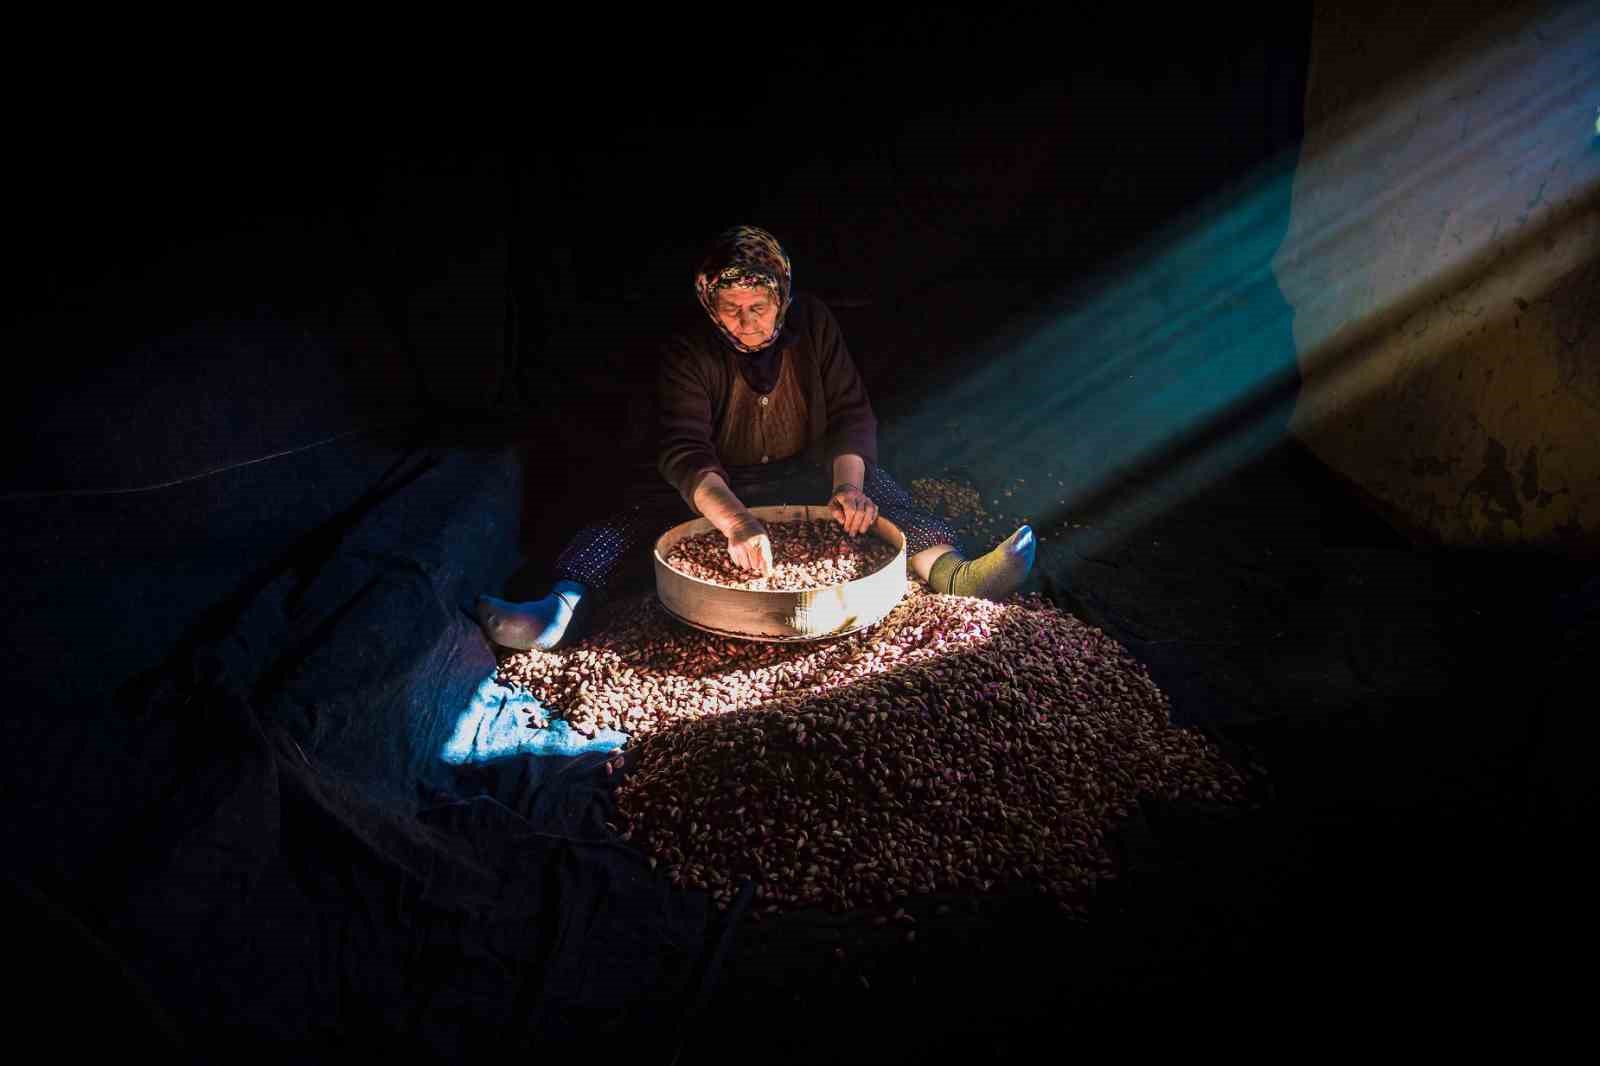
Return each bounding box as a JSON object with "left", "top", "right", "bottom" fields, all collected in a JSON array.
[{"left": 2, "top": 426, "right": 724, "bottom": 1061}]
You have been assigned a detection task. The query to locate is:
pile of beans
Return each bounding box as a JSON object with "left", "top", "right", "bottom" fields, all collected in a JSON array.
[
  {"left": 663, "top": 517, "right": 899, "bottom": 591},
  {"left": 497, "top": 582, "right": 1257, "bottom": 918},
  {"left": 910, "top": 477, "right": 994, "bottom": 527},
  {"left": 911, "top": 475, "right": 1007, "bottom": 545}
]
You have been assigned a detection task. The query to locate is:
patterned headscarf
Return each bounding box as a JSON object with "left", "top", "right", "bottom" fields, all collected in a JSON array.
[{"left": 694, "top": 225, "right": 794, "bottom": 354}]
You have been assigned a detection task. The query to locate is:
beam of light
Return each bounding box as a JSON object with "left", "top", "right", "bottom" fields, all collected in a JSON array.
[
  {"left": 882, "top": 2, "right": 1598, "bottom": 554},
  {"left": 884, "top": 153, "right": 1304, "bottom": 554}
]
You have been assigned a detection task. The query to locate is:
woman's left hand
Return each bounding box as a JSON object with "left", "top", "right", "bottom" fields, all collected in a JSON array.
[{"left": 829, "top": 485, "right": 879, "bottom": 536}]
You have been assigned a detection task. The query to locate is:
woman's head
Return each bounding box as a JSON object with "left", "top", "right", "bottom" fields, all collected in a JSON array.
[{"left": 694, "top": 225, "right": 793, "bottom": 353}]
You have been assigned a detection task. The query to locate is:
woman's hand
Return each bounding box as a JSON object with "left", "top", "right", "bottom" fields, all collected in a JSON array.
[
  {"left": 692, "top": 473, "right": 773, "bottom": 576},
  {"left": 829, "top": 485, "right": 879, "bottom": 536},
  {"left": 726, "top": 516, "right": 775, "bottom": 576}
]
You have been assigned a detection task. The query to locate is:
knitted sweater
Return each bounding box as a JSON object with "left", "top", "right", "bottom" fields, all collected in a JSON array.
[{"left": 656, "top": 293, "right": 878, "bottom": 505}]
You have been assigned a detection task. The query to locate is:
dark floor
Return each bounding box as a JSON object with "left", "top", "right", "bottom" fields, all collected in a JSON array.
[{"left": 662, "top": 436, "right": 1595, "bottom": 1061}]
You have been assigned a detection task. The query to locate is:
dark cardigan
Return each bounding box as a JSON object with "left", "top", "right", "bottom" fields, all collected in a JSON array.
[{"left": 656, "top": 293, "right": 879, "bottom": 505}]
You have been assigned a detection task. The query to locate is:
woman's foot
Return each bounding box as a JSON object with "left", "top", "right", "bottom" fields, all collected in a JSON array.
[
  {"left": 474, "top": 581, "right": 587, "bottom": 650},
  {"left": 928, "top": 526, "right": 1036, "bottom": 600}
]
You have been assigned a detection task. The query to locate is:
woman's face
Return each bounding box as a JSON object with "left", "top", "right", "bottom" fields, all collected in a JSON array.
[{"left": 714, "top": 284, "right": 780, "bottom": 348}]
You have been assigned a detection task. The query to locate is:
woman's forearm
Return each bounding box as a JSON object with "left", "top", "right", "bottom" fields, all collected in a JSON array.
[
  {"left": 691, "top": 472, "right": 758, "bottom": 536},
  {"left": 693, "top": 457, "right": 865, "bottom": 536},
  {"left": 832, "top": 453, "right": 866, "bottom": 494}
]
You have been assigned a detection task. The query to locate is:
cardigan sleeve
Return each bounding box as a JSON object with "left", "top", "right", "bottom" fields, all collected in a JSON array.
[
  {"left": 656, "top": 338, "right": 730, "bottom": 507},
  {"left": 810, "top": 297, "right": 879, "bottom": 468}
]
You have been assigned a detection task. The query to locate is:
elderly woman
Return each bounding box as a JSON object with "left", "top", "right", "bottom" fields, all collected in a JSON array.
[{"left": 476, "top": 225, "right": 1034, "bottom": 650}]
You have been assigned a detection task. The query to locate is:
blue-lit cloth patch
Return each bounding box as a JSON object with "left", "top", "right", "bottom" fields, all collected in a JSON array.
[{"left": 443, "top": 672, "right": 628, "bottom": 764}]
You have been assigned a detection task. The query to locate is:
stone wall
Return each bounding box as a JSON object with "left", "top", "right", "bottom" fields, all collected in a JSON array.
[{"left": 1272, "top": 0, "right": 1600, "bottom": 555}]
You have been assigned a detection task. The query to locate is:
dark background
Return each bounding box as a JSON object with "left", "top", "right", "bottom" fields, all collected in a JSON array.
[
  {"left": 6, "top": 8, "right": 1310, "bottom": 499},
  {"left": 5, "top": 7, "right": 1594, "bottom": 1061}
]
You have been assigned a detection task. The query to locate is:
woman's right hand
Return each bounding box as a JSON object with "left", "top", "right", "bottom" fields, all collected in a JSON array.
[
  {"left": 726, "top": 517, "right": 774, "bottom": 577},
  {"left": 690, "top": 473, "right": 773, "bottom": 576}
]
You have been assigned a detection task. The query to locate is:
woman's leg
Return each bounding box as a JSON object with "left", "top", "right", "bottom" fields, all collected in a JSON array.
[
  {"left": 864, "top": 463, "right": 1035, "bottom": 599},
  {"left": 862, "top": 463, "right": 967, "bottom": 562},
  {"left": 477, "top": 483, "right": 690, "bottom": 650},
  {"left": 909, "top": 542, "right": 958, "bottom": 583},
  {"left": 548, "top": 497, "right": 687, "bottom": 597}
]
